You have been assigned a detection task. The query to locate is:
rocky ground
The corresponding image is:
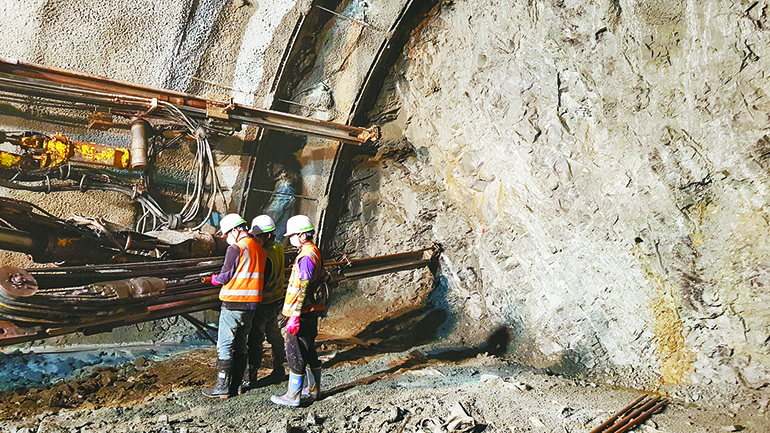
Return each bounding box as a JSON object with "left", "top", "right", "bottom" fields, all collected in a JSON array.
[{"left": 1, "top": 338, "right": 767, "bottom": 433}]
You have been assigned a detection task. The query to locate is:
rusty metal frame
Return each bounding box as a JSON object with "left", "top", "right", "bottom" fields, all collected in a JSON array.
[{"left": 0, "top": 57, "right": 379, "bottom": 145}]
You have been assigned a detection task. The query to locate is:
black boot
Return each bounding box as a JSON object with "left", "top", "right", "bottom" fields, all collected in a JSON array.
[
  {"left": 230, "top": 353, "right": 247, "bottom": 397},
  {"left": 270, "top": 349, "right": 286, "bottom": 381},
  {"left": 202, "top": 359, "right": 232, "bottom": 399},
  {"left": 240, "top": 363, "right": 259, "bottom": 393}
]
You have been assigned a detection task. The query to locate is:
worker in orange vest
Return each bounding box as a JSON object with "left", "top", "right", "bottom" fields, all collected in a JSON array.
[
  {"left": 240, "top": 214, "right": 287, "bottom": 392},
  {"left": 203, "top": 213, "right": 266, "bottom": 398},
  {"left": 271, "top": 215, "right": 325, "bottom": 407}
]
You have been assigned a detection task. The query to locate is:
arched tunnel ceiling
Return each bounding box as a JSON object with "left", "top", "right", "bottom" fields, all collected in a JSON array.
[{"left": 0, "top": 0, "right": 769, "bottom": 415}]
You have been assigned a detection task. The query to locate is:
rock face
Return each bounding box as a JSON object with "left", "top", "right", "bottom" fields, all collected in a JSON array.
[{"left": 334, "top": 0, "right": 770, "bottom": 408}]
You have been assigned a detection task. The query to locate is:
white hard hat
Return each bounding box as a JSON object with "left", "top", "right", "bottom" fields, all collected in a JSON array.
[
  {"left": 219, "top": 213, "right": 247, "bottom": 235},
  {"left": 284, "top": 215, "right": 314, "bottom": 237},
  {"left": 251, "top": 214, "right": 276, "bottom": 233}
]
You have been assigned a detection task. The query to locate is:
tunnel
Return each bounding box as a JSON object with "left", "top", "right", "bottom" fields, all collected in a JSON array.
[{"left": 0, "top": 0, "right": 769, "bottom": 431}]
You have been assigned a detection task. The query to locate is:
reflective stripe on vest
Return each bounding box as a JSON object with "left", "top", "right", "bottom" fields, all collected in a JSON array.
[
  {"left": 220, "top": 237, "right": 265, "bottom": 303},
  {"left": 282, "top": 243, "right": 324, "bottom": 315}
]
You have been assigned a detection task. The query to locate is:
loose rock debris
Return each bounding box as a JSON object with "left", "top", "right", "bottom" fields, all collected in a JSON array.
[{"left": 1, "top": 344, "right": 768, "bottom": 432}]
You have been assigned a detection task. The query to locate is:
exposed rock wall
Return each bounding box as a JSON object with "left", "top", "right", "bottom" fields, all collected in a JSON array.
[{"left": 337, "top": 0, "right": 770, "bottom": 408}]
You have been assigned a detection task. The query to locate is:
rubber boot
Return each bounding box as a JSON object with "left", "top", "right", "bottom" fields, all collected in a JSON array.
[
  {"left": 202, "top": 359, "right": 232, "bottom": 399},
  {"left": 301, "top": 367, "right": 321, "bottom": 400},
  {"left": 230, "top": 353, "right": 247, "bottom": 397},
  {"left": 240, "top": 364, "right": 259, "bottom": 393},
  {"left": 270, "top": 371, "right": 303, "bottom": 407}
]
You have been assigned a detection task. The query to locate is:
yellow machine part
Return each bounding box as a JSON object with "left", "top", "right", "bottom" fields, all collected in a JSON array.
[
  {"left": 5, "top": 134, "right": 131, "bottom": 170},
  {"left": 42, "top": 136, "right": 74, "bottom": 168},
  {"left": 0, "top": 152, "right": 21, "bottom": 168},
  {"left": 71, "top": 140, "right": 130, "bottom": 169}
]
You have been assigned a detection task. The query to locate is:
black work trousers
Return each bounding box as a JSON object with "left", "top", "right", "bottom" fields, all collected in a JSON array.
[
  {"left": 285, "top": 311, "right": 321, "bottom": 375},
  {"left": 248, "top": 299, "right": 285, "bottom": 369}
]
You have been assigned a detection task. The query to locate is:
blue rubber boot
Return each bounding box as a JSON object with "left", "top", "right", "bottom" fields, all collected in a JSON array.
[
  {"left": 270, "top": 371, "right": 303, "bottom": 407},
  {"left": 301, "top": 367, "right": 321, "bottom": 400}
]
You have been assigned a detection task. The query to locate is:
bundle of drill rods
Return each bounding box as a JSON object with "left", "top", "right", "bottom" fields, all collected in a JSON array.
[
  {"left": 0, "top": 257, "right": 224, "bottom": 325},
  {"left": 589, "top": 394, "right": 669, "bottom": 433},
  {"left": 0, "top": 245, "right": 441, "bottom": 346},
  {"left": 28, "top": 257, "right": 225, "bottom": 289}
]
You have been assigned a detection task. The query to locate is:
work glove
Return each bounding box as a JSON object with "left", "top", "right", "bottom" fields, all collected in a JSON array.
[
  {"left": 210, "top": 274, "right": 219, "bottom": 285},
  {"left": 286, "top": 314, "right": 300, "bottom": 335}
]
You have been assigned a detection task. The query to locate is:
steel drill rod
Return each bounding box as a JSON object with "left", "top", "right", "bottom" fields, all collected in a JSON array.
[
  {"left": 0, "top": 281, "right": 214, "bottom": 324},
  {"left": 0, "top": 298, "right": 221, "bottom": 346},
  {"left": 325, "top": 246, "right": 439, "bottom": 281},
  {"left": 42, "top": 300, "right": 222, "bottom": 338},
  {"left": 0, "top": 246, "right": 439, "bottom": 346},
  {"left": 150, "top": 289, "right": 220, "bottom": 304},
  {"left": 29, "top": 257, "right": 225, "bottom": 273},
  {"left": 30, "top": 260, "right": 223, "bottom": 288}
]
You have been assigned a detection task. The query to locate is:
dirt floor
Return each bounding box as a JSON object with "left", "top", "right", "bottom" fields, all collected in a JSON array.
[{"left": 2, "top": 337, "right": 768, "bottom": 433}]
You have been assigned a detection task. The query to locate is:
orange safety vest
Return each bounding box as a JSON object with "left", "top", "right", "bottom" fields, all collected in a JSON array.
[
  {"left": 282, "top": 242, "right": 324, "bottom": 316},
  {"left": 219, "top": 237, "right": 265, "bottom": 303}
]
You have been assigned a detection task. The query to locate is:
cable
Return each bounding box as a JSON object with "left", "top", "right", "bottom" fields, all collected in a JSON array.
[{"left": 1, "top": 85, "right": 231, "bottom": 232}]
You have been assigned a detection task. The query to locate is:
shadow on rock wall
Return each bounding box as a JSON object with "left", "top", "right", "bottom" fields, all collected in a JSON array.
[
  {"left": 322, "top": 273, "right": 515, "bottom": 369},
  {"left": 244, "top": 131, "right": 305, "bottom": 227}
]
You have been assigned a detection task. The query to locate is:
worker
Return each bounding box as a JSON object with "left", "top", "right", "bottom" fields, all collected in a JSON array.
[
  {"left": 240, "top": 214, "right": 287, "bottom": 392},
  {"left": 202, "top": 213, "right": 266, "bottom": 399},
  {"left": 271, "top": 215, "right": 325, "bottom": 407}
]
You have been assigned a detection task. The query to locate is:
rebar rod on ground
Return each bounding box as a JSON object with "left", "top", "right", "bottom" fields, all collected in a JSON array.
[{"left": 589, "top": 395, "right": 669, "bottom": 433}]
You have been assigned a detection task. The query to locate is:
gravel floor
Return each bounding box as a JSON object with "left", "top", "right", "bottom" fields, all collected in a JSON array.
[{"left": 1, "top": 343, "right": 767, "bottom": 432}]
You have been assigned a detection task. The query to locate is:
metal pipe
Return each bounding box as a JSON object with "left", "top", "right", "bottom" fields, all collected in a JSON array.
[
  {"left": 130, "top": 118, "right": 149, "bottom": 170},
  {"left": 615, "top": 399, "right": 668, "bottom": 433},
  {"left": 603, "top": 396, "right": 662, "bottom": 433},
  {"left": 0, "top": 227, "right": 38, "bottom": 256}
]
